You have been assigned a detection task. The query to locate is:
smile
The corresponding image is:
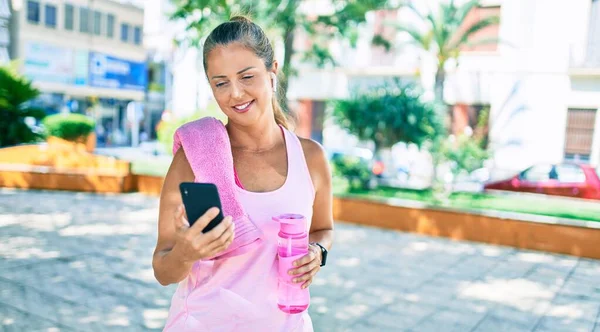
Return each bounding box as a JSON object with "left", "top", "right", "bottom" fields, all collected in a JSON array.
[{"left": 232, "top": 100, "right": 254, "bottom": 113}]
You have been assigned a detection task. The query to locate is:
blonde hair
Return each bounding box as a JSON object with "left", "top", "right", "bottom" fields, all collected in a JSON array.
[{"left": 203, "top": 15, "right": 291, "bottom": 129}]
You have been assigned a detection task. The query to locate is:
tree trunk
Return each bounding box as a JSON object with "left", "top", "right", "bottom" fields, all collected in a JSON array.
[
  {"left": 435, "top": 62, "right": 452, "bottom": 133},
  {"left": 434, "top": 66, "right": 445, "bottom": 104},
  {"left": 280, "top": 27, "right": 295, "bottom": 115}
]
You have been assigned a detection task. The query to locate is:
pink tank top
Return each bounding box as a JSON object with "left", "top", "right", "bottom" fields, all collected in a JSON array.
[{"left": 164, "top": 126, "right": 316, "bottom": 331}]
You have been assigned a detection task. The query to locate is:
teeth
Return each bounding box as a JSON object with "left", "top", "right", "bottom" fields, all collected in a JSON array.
[{"left": 234, "top": 101, "right": 251, "bottom": 110}]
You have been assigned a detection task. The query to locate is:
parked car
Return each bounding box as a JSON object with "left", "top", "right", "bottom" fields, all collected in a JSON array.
[{"left": 483, "top": 163, "right": 600, "bottom": 200}]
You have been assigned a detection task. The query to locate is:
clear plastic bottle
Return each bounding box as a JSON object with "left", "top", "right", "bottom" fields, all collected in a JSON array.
[{"left": 273, "top": 213, "right": 310, "bottom": 314}]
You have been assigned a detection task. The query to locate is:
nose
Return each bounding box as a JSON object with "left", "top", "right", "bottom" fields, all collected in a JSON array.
[{"left": 230, "top": 81, "right": 244, "bottom": 100}]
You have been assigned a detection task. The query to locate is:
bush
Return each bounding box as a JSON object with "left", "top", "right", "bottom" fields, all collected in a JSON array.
[
  {"left": 331, "top": 154, "right": 372, "bottom": 192},
  {"left": 0, "top": 64, "right": 46, "bottom": 148},
  {"left": 331, "top": 80, "right": 444, "bottom": 153},
  {"left": 42, "top": 113, "right": 96, "bottom": 141},
  {"left": 440, "top": 134, "right": 489, "bottom": 176}
]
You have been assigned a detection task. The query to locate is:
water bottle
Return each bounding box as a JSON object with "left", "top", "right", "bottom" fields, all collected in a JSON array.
[{"left": 273, "top": 213, "right": 310, "bottom": 314}]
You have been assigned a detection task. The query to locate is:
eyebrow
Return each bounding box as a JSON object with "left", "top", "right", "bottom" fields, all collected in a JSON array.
[{"left": 211, "top": 66, "right": 255, "bottom": 79}]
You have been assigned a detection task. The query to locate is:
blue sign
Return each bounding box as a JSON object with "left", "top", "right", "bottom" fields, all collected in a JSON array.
[{"left": 89, "top": 52, "right": 147, "bottom": 91}]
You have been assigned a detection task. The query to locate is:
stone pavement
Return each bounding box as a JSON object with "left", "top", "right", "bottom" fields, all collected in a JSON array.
[{"left": 0, "top": 189, "right": 599, "bottom": 332}]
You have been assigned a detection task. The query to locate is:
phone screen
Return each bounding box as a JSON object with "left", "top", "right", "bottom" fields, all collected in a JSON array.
[{"left": 179, "top": 182, "right": 224, "bottom": 233}]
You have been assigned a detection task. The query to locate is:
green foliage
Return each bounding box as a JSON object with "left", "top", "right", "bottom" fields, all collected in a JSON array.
[
  {"left": 439, "top": 134, "right": 489, "bottom": 176},
  {"left": 331, "top": 154, "right": 372, "bottom": 192},
  {"left": 376, "top": 0, "right": 500, "bottom": 102},
  {"left": 157, "top": 102, "right": 227, "bottom": 155},
  {"left": 42, "top": 113, "right": 96, "bottom": 141},
  {"left": 384, "top": 0, "right": 500, "bottom": 59},
  {"left": 332, "top": 80, "right": 444, "bottom": 152},
  {"left": 0, "top": 65, "right": 46, "bottom": 148},
  {"left": 170, "top": 0, "right": 392, "bottom": 97}
]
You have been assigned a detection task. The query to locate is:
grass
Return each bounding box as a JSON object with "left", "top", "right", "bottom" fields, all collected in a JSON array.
[
  {"left": 131, "top": 158, "right": 171, "bottom": 177},
  {"left": 340, "top": 184, "right": 600, "bottom": 222}
]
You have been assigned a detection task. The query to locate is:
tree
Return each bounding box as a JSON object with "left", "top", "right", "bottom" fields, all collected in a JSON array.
[
  {"left": 375, "top": 0, "right": 500, "bottom": 103},
  {"left": 0, "top": 65, "right": 46, "bottom": 148},
  {"left": 170, "top": 0, "right": 392, "bottom": 111},
  {"left": 332, "top": 80, "right": 444, "bottom": 156}
]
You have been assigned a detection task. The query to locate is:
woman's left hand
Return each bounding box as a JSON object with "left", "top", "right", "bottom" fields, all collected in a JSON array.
[{"left": 289, "top": 244, "right": 322, "bottom": 289}]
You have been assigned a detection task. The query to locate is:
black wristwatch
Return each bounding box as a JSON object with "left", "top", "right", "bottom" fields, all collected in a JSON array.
[{"left": 311, "top": 242, "right": 328, "bottom": 267}]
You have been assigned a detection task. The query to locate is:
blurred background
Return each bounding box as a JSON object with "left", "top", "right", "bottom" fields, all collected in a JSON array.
[{"left": 1, "top": 0, "right": 600, "bottom": 331}]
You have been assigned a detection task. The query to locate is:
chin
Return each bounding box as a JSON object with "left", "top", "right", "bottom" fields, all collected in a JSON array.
[{"left": 227, "top": 110, "right": 262, "bottom": 127}]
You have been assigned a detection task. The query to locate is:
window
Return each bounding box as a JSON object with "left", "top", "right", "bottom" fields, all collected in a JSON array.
[
  {"left": 133, "top": 26, "right": 142, "bottom": 45},
  {"left": 520, "top": 165, "right": 553, "bottom": 182},
  {"left": 64, "top": 4, "right": 74, "bottom": 30},
  {"left": 44, "top": 4, "right": 56, "bottom": 28},
  {"left": 564, "top": 108, "right": 596, "bottom": 161},
  {"left": 556, "top": 164, "right": 586, "bottom": 183},
  {"left": 121, "top": 23, "right": 129, "bottom": 42},
  {"left": 93, "top": 11, "right": 102, "bottom": 35},
  {"left": 106, "top": 14, "right": 115, "bottom": 38},
  {"left": 79, "top": 7, "right": 90, "bottom": 33},
  {"left": 27, "top": 1, "right": 40, "bottom": 23}
]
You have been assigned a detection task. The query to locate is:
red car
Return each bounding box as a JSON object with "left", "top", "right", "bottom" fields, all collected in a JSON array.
[{"left": 484, "top": 163, "right": 600, "bottom": 200}]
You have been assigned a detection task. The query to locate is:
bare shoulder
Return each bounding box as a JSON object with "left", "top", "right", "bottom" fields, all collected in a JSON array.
[
  {"left": 298, "top": 137, "right": 331, "bottom": 188},
  {"left": 165, "top": 149, "right": 194, "bottom": 184}
]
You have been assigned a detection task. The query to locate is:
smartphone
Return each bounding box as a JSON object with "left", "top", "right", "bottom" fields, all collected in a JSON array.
[{"left": 179, "top": 182, "right": 224, "bottom": 233}]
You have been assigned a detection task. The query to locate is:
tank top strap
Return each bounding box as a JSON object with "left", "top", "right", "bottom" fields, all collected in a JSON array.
[{"left": 281, "top": 127, "right": 316, "bottom": 200}]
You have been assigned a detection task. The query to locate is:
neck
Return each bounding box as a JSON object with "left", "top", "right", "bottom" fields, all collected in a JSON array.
[{"left": 226, "top": 118, "right": 282, "bottom": 152}]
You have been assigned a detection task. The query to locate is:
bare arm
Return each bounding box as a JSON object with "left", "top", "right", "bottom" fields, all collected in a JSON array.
[
  {"left": 288, "top": 138, "right": 334, "bottom": 288},
  {"left": 152, "top": 149, "right": 235, "bottom": 286},
  {"left": 305, "top": 140, "right": 334, "bottom": 252},
  {"left": 152, "top": 149, "right": 195, "bottom": 285}
]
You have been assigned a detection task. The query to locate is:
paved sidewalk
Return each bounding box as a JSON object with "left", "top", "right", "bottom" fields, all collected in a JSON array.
[{"left": 0, "top": 189, "right": 599, "bottom": 332}]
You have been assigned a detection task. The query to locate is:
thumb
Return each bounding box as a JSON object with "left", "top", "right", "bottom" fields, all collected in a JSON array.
[{"left": 174, "top": 205, "right": 189, "bottom": 230}]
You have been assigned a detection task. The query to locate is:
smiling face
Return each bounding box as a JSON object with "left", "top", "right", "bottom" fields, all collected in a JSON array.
[{"left": 205, "top": 43, "right": 277, "bottom": 127}]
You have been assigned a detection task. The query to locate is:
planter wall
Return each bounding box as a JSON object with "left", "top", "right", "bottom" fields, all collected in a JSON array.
[
  {"left": 333, "top": 196, "right": 600, "bottom": 260},
  {"left": 0, "top": 167, "right": 135, "bottom": 193}
]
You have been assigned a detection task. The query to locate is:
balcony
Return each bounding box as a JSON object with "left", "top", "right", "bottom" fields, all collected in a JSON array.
[{"left": 569, "top": 43, "right": 600, "bottom": 76}]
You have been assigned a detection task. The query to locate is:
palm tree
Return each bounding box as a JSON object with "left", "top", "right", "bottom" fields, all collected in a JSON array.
[
  {"left": 0, "top": 64, "right": 46, "bottom": 147},
  {"left": 377, "top": 0, "right": 500, "bottom": 104}
]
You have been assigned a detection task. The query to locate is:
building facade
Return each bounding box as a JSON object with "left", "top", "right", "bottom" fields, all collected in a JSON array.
[
  {"left": 11, "top": 0, "right": 148, "bottom": 146},
  {"left": 446, "top": 0, "right": 600, "bottom": 175},
  {"left": 0, "top": 0, "right": 9, "bottom": 63},
  {"left": 290, "top": 0, "right": 600, "bottom": 179}
]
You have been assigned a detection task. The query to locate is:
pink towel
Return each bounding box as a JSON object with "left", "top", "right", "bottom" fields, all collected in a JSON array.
[{"left": 173, "top": 117, "right": 262, "bottom": 259}]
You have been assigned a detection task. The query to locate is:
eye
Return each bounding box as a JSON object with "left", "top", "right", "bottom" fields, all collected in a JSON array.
[
  {"left": 215, "top": 82, "right": 227, "bottom": 88},
  {"left": 242, "top": 75, "right": 254, "bottom": 80}
]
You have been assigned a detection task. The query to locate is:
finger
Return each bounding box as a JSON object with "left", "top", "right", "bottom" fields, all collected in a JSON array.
[
  {"left": 292, "top": 250, "right": 317, "bottom": 268},
  {"left": 200, "top": 215, "right": 233, "bottom": 242},
  {"left": 293, "top": 266, "right": 319, "bottom": 283},
  {"left": 289, "top": 258, "right": 320, "bottom": 276},
  {"left": 204, "top": 221, "right": 235, "bottom": 252},
  {"left": 206, "top": 226, "right": 235, "bottom": 256},
  {"left": 188, "top": 207, "right": 221, "bottom": 234},
  {"left": 301, "top": 279, "right": 312, "bottom": 289},
  {"left": 208, "top": 233, "right": 235, "bottom": 256}
]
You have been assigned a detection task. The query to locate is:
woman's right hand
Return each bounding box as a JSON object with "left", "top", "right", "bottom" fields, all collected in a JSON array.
[{"left": 171, "top": 205, "right": 235, "bottom": 263}]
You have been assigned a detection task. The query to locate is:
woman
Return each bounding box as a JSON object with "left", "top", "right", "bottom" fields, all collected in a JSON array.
[{"left": 152, "top": 16, "right": 334, "bottom": 331}]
